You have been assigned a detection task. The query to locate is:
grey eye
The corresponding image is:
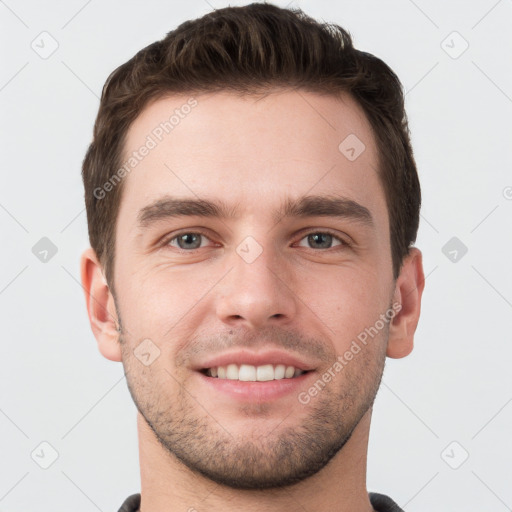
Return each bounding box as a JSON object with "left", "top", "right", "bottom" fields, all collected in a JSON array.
[
  {"left": 169, "top": 233, "right": 208, "bottom": 250},
  {"left": 297, "top": 232, "right": 343, "bottom": 249}
]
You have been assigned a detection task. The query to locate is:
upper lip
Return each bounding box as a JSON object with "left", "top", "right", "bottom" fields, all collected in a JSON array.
[{"left": 193, "top": 349, "right": 317, "bottom": 372}]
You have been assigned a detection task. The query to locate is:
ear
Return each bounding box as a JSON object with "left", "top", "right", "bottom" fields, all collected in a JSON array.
[
  {"left": 80, "top": 247, "right": 122, "bottom": 362},
  {"left": 386, "top": 247, "right": 425, "bottom": 359}
]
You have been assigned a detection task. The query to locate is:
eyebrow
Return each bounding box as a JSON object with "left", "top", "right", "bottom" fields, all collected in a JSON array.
[{"left": 137, "top": 194, "right": 374, "bottom": 229}]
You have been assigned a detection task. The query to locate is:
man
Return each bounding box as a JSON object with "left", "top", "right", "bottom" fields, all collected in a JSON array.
[{"left": 80, "top": 3, "right": 424, "bottom": 511}]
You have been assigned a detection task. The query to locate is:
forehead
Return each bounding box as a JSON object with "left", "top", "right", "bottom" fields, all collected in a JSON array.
[{"left": 118, "top": 89, "right": 387, "bottom": 231}]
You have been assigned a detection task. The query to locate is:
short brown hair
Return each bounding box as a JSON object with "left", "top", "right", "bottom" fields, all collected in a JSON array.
[{"left": 82, "top": 2, "right": 420, "bottom": 291}]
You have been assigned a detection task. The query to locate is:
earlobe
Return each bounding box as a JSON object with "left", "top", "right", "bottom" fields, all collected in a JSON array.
[
  {"left": 386, "top": 247, "right": 425, "bottom": 359},
  {"left": 80, "top": 248, "right": 123, "bottom": 362}
]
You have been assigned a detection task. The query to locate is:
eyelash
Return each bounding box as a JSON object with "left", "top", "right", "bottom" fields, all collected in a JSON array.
[{"left": 160, "top": 229, "right": 352, "bottom": 252}]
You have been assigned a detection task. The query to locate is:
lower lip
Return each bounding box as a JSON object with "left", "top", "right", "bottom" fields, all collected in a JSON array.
[{"left": 195, "top": 371, "right": 315, "bottom": 402}]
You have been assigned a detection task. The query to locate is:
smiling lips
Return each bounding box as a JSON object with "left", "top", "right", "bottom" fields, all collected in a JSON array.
[
  {"left": 204, "top": 363, "right": 307, "bottom": 381},
  {"left": 195, "top": 348, "right": 317, "bottom": 382},
  {"left": 195, "top": 349, "right": 318, "bottom": 402}
]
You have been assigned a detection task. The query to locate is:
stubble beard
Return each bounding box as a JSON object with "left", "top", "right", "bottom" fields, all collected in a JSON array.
[{"left": 119, "top": 329, "right": 388, "bottom": 490}]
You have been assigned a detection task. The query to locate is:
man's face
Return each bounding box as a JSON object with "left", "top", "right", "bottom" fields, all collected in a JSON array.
[{"left": 113, "top": 90, "right": 396, "bottom": 489}]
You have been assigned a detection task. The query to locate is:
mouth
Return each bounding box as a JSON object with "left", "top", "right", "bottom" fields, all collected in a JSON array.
[
  {"left": 192, "top": 349, "right": 318, "bottom": 402},
  {"left": 199, "top": 363, "right": 312, "bottom": 381}
]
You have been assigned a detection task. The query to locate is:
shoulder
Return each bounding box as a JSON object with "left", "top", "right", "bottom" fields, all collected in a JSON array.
[
  {"left": 369, "top": 492, "right": 404, "bottom": 512},
  {"left": 117, "top": 493, "right": 141, "bottom": 512}
]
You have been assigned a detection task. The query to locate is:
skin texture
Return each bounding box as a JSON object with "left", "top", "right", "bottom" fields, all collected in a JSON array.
[{"left": 81, "top": 90, "right": 424, "bottom": 512}]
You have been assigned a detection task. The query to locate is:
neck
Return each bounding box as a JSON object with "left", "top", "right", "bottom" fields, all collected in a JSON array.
[{"left": 137, "top": 409, "right": 375, "bottom": 512}]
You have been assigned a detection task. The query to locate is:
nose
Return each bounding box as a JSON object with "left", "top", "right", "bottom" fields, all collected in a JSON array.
[{"left": 215, "top": 239, "right": 298, "bottom": 330}]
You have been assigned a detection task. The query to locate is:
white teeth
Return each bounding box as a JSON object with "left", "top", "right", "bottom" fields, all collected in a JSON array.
[
  {"left": 284, "top": 365, "right": 295, "bottom": 378},
  {"left": 206, "top": 363, "right": 306, "bottom": 381},
  {"left": 239, "top": 364, "right": 256, "bottom": 381},
  {"left": 226, "top": 363, "right": 238, "bottom": 379},
  {"left": 274, "top": 364, "right": 286, "bottom": 379},
  {"left": 256, "top": 364, "right": 274, "bottom": 381}
]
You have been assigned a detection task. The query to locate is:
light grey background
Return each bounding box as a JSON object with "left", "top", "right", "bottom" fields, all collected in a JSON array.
[{"left": 1, "top": 0, "right": 511, "bottom": 511}]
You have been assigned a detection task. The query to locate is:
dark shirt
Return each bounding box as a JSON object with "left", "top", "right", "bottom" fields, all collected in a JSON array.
[{"left": 117, "top": 491, "right": 404, "bottom": 511}]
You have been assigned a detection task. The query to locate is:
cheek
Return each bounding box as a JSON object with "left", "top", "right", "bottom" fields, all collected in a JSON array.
[
  {"left": 116, "top": 247, "right": 390, "bottom": 345},
  {"left": 313, "top": 271, "right": 391, "bottom": 360},
  {"left": 117, "top": 264, "right": 217, "bottom": 344},
  {"left": 113, "top": 264, "right": 173, "bottom": 338},
  {"left": 317, "top": 266, "right": 385, "bottom": 315}
]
